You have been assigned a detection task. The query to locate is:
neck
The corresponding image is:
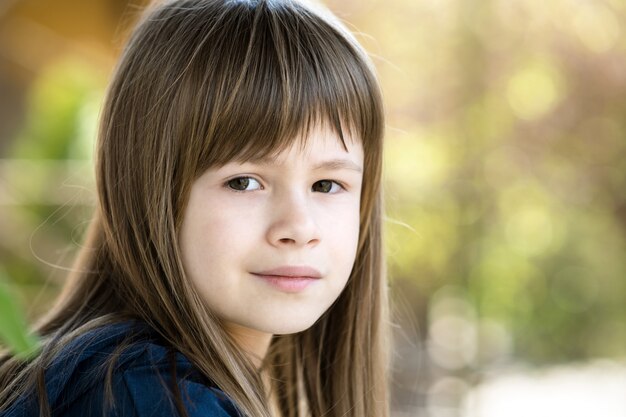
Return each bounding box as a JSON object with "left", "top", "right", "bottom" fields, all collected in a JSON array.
[
  {"left": 222, "top": 322, "right": 281, "bottom": 415},
  {"left": 223, "top": 322, "right": 273, "bottom": 368}
]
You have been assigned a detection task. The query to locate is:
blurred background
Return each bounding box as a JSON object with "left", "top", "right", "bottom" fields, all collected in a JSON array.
[{"left": 1, "top": 0, "right": 625, "bottom": 416}]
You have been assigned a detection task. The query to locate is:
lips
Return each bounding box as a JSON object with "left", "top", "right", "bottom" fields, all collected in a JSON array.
[{"left": 251, "top": 265, "right": 322, "bottom": 279}]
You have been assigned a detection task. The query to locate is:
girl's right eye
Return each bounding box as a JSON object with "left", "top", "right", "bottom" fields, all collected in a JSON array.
[{"left": 225, "top": 176, "right": 262, "bottom": 192}]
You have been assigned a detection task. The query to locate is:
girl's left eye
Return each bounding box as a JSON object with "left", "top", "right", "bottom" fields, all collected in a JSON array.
[{"left": 313, "top": 180, "right": 344, "bottom": 194}]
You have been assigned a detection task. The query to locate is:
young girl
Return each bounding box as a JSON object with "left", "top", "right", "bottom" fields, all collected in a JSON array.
[{"left": 0, "top": 0, "right": 390, "bottom": 416}]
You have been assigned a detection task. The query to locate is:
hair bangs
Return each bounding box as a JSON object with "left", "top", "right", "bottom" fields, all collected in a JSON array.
[{"left": 193, "top": 0, "right": 383, "bottom": 171}]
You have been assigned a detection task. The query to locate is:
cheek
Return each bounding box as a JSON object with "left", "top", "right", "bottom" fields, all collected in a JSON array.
[
  {"left": 324, "top": 202, "right": 361, "bottom": 260},
  {"left": 179, "top": 195, "right": 254, "bottom": 286},
  {"left": 187, "top": 189, "right": 258, "bottom": 237}
]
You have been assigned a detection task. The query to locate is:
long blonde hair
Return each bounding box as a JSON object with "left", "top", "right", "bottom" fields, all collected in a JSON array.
[{"left": 0, "top": 1, "right": 390, "bottom": 416}]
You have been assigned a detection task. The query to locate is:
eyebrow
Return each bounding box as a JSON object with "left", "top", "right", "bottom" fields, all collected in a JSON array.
[
  {"left": 311, "top": 159, "right": 363, "bottom": 173},
  {"left": 242, "top": 157, "right": 363, "bottom": 173}
]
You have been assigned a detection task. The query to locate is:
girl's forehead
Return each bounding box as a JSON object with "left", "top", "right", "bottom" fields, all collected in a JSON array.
[
  {"left": 231, "top": 125, "right": 363, "bottom": 165},
  {"left": 233, "top": 150, "right": 364, "bottom": 172},
  {"left": 197, "top": 114, "right": 368, "bottom": 175}
]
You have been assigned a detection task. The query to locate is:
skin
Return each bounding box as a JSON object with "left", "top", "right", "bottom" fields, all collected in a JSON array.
[{"left": 179, "top": 124, "right": 364, "bottom": 368}]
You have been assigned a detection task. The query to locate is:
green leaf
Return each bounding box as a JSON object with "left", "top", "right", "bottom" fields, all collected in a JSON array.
[{"left": 0, "top": 271, "right": 41, "bottom": 359}]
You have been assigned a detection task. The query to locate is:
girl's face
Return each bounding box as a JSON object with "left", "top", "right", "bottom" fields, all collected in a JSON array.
[{"left": 179, "top": 124, "right": 363, "bottom": 340}]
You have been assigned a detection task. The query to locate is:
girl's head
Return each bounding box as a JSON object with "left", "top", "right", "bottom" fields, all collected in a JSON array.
[
  {"left": 98, "top": 0, "right": 384, "bottom": 360},
  {"left": 2, "top": 1, "right": 389, "bottom": 416}
]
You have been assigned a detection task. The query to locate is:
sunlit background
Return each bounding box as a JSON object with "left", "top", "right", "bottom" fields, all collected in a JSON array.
[{"left": 1, "top": 0, "right": 625, "bottom": 416}]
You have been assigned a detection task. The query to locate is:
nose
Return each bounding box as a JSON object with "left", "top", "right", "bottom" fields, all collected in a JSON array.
[{"left": 266, "top": 192, "right": 320, "bottom": 248}]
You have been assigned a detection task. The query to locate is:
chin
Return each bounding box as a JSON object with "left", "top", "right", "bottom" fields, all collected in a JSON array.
[{"left": 254, "top": 314, "right": 322, "bottom": 335}]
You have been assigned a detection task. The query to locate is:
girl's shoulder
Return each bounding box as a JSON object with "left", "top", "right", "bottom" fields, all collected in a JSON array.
[{"left": 6, "top": 320, "right": 241, "bottom": 417}]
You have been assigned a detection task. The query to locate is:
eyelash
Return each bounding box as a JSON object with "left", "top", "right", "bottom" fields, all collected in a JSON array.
[{"left": 223, "top": 176, "right": 346, "bottom": 194}]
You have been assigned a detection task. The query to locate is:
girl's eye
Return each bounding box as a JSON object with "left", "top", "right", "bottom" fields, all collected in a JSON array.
[
  {"left": 313, "top": 180, "right": 344, "bottom": 194},
  {"left": 225, "top": 177, "right": 262, "bottom": 192}
]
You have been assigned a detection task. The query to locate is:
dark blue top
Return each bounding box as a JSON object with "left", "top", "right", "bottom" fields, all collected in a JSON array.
[{"left": 1, "top": 320, "right": 242, "bottom": 417}]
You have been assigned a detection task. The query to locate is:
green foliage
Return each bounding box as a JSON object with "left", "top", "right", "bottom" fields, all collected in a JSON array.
[
  {"left": 0, "top": 269, "right": 40, "bottom": 359},
  {"left": 11, "top": 57, "right": 101, "bottom": 160},
  {"left": 372, "top": 0, "right": 626, "bottom": 365},
  {"left": 0, "top": 56, "right": 101, "bottom": 327}
]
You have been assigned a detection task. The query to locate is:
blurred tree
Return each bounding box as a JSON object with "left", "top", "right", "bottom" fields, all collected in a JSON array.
[{"left": 0, "top": 56, "right": 102, "bottom": 324}]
